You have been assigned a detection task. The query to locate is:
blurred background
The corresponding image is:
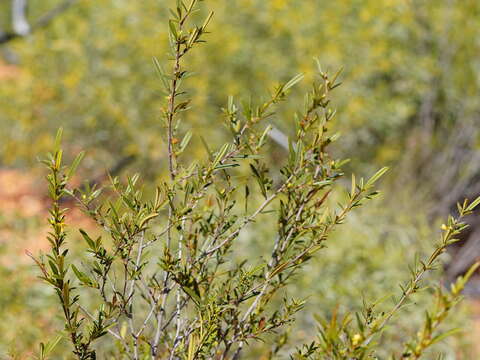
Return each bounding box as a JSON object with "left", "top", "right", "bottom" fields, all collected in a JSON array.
[{"left": 0, "top": 0, "right": 479, "bottom": 358}]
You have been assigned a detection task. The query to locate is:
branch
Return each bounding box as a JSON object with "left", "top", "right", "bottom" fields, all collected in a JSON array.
[
  {"left": 0, "top": 0, "right": 76, "bottom": 45},
  {"left": 12, "top": 0, "right": 30, "bottom": 36}
]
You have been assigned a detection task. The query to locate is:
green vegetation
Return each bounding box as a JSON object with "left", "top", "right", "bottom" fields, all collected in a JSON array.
[
  {"left": 26, "top": 1, "right": 480, "bottom": 359},
  {"left": 0, "top": 0, "right": 479, "bottom": 359}
]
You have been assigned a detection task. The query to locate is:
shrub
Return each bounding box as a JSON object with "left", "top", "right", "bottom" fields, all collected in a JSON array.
[{"left": 30, "top": 1, "right": 480, "bottom": 359}]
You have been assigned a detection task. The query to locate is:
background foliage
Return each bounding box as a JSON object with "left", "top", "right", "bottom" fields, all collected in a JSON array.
[{"left": 0, "top": 0, "right": 479, "bottom": 358}]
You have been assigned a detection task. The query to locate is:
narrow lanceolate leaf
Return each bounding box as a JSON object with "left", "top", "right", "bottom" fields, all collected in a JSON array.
[
  {"left": 169, "top": 19, "right": 178, "bottom": 40},
  {"left": 283, "top": 73, "right": 304, "bottom": 92},
  {"left": 269, "top": 261, "right": 290, "bottom": 278},
  {"left": 54, "top": 127, "right": 63, "bottom": 150},
  {"left": 212, "top": 144, "right": 230, "bottom": 169},
  {"left": 202, "top": 11, "right": 214, "bottom": 30},
  {"left": 139, "top": 212, "right": 159, "bottom": 229},
  {"left": 179, "top": 130, "right": 193, "bottom": 152},
  {"left": 214, "top": 163, "right": 240, "bottom": 170},
  {"left": 153, "top": 57, "right": 170, "bottom": 91},
  {"left": 258, "top": 124, "right": 272, "bottom": 148},
  {"left": 183, "top": 286, "right": 201, "bottom": 307},
  {"left": 67, "top": 151, "right": 85, "bottom": 179},
  {"left": 79, "top": 229, "right": 95, "bottom": 249},
  {"left": 331, "top": 67, "right": 344, "bottom": 86},
  {"left": 466, "top": 195, "right": 480, "bottom": 212},
  {"left": 430, "top": 328, "right": 462, "bottom": 345},
  {"left": 39, "top": 334, "right": 62, "bottom": 360},
  {"left": 200, "top": 136, "right": 213, "bottom": 159},
  {"left": 250, "top": 164, "right": 267, "bottom": 199},
  {"left": 365, "top": 166, "right": 389, "bottom": 188},
  {"left": 71, "top": 264, "right": 95, "bottom": 287},
  {"left": 245, "top": 185, "right": 250, "bottom": 213},
  {"left": 55, "top": 149, "right": 63, "bottom": 170},
  {"left": 187, "top": 333, "right": 197, "bottom": 360},
  {"left": 351, "top": 173, "right": 356, "bottom": 197}
]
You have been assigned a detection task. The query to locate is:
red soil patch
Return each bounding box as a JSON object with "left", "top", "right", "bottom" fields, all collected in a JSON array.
[
  {"left": 0, "top": 169, "right": 46, "bottom": 216},
  {"left": 0, "top": 61, "right": 21, "bottom": 80},
  {"left": 0, "top": 169, "right": 96, "bottom": 264}
]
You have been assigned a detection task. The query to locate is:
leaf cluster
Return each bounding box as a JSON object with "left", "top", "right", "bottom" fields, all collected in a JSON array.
[{"left": 30, "top": 1, "right": 480, "bottom": 359}]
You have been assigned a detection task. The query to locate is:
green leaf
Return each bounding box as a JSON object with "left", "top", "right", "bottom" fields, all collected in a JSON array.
[
  {"left": 257, "top": 125, "right": 272, "bottom": 148},
  {"left": 55, "top": 149, "right": 63, "bottom": 170},
  {"left": 79, "top": 229, "right": 95, "bottom": 249},
  {"left": 466, "top": 196, "right": 480, "bottom": 212},
  {"left": 139, "top": 212, "right": 159, "bottom": 229},
  {"left": 169, "top": 20, "right": 178, "bottom": 40},
  {"left": 202, "top": 11, "right": 214, "bottom": 30},
  {"left": 200, "top": 136, "right": 213, "bottom": 159},
  {"left": 183, "top": 286, "right": 201, "bottom": 307},
  {"left": 250, "top": 164, "right": 267, "bottom": 199},
  {"left": 54, "top": 128, "right": 63, "bottom": 151},
  {"left": 214, "top": 163, "right": 240, "bottom": 170},
  {"left": 283, "top": 73, "right": 304, "bottom": 92},
  {"left": 350, "top": 173, "right": 356, "bottom": 196},
  {"left": 331, "top": 67, "right": 344, "bottom": 86},
  {"left": 38, "top": 334, "right": 62, "bottom": 360},
  {"left": 365, "top": 167, "right": 389, "bottom": 188},
  {"left": 71, "top": 264, "right": 91, "bottom": 286},
  {"left": 212, "top": 144, "right": 229, "bottom": 169},
  {"left": 430, "top": 328, "right": 462, "bottom": 345},
  {"left": 152, "top": 57, "right": 170, "bottom": 91},
  {"left": 67, "top": 151, "right": 85, "bottom": 180},
  {"left": 179, "top": 131, "right": 193, "bottom": 153}
]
